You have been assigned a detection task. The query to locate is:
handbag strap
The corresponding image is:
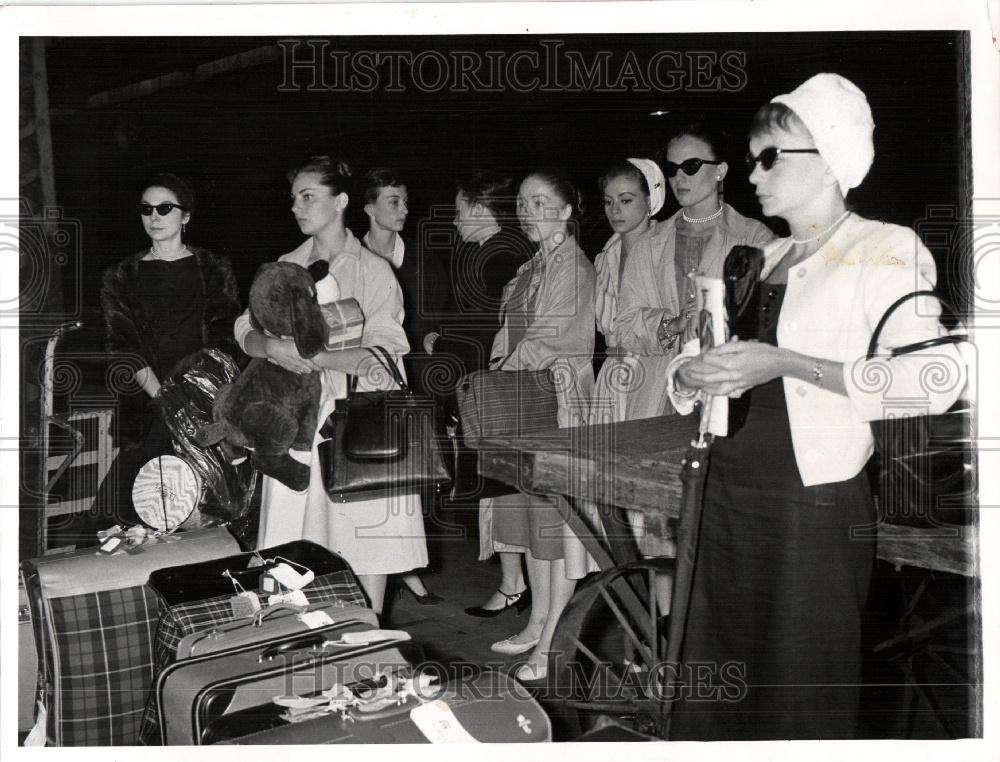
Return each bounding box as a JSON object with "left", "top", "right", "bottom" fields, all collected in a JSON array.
[
  {"left": 866, "top": 290, "right": 968, "bottom": 360},
  {"left": 349, "top": 346, "right": 410, "bottom": 394},
  {"left": 489, "top": 347, "right": 518, "bottom": 370}
]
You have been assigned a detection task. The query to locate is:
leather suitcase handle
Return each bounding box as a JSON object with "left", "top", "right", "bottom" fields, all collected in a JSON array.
[
  {"left": 252, "top": 603, "right": 307, "bottom": 628},
  {"left": 258, "top": 634, "right": 327, "bottom": 662}
]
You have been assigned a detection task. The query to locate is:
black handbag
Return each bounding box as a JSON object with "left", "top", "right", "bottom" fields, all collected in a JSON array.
[
  {"left": 319, "top": 347, "right": 450, "bottom": 502},
  {"left": 865, "top": 291, "right": 974, "bottom": 527}
]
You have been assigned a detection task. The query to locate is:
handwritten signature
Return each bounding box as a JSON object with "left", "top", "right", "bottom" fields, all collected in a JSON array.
[{"left": 822, "top": 250, "right": 905, "bottom": 266}]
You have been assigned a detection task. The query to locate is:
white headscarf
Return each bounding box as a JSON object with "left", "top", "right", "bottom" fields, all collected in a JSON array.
[
  {"left": 626, "top": 158, "right": 666, "bottom": 216},
  {"left": 771, "top": 73, "right": 875, "bottom": 195}
]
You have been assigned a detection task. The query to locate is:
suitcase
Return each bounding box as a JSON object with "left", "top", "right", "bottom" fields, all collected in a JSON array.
[
  {"left": 175, "top": 600, "right": 378, "bottom": 659},
  {"left": 156, "top": 623, "right": 421, "bottom": 745},
  {"left": 19, "top": 527, "right": 240, "bottom": 746},
  {"left": 214, "top": 669, "right": 552, "bottom": 744},
  {"left": 139, "top": 540, "right": 370, "bottom": 744},
  {"left": 147, "top": 540, "right": 368, "bottom": 670},
  {"left": 18, "top": 580, "right": 40, "bottom": 735}
]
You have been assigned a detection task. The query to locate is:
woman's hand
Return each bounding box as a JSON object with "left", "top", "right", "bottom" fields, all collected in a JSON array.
[
  {"left": 135, "top": 366, "right": 162, "bottom": 398},
  {"left": 264, "top": 336, "right": 320, "bottom": 374},
  {"left": 695, "top": 339, "right": 787, "bottom": 396},
  {"left": 423, "top": 332, "right": 439, "bottom": 354},
  {"left": 677, "top": 339, "right": 787, "bottom": 397}
]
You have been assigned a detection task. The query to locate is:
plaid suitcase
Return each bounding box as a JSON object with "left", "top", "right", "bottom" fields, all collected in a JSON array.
[
  {"left": 19, "top": 527, "right": 240, "bottom": 746},
  {"left": 138, "top": 540, "right": 369, "bottom": 744},
  {"left": 214, "top": 669, "right": 551, "bottom": 744},
  {"left": 146, "top": 541, "right": 367, "bottom": 671},
  {"left": 455, "top": 368, "right": 558, "bottom": 449},
  {"left": 156, "top": 625, "right": 422, "bottom": 745}
]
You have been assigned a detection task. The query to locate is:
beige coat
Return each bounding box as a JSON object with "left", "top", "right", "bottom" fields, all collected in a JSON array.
[{"left": 603, "top": 204, "right": 774, "bottom": 422}]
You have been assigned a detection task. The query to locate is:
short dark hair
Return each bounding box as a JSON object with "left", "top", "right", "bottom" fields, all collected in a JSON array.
[
  {"left": 658, "top": 118, "right": 729, "bottom": 163},
  {"left": 748, "top": 102, "right": 809, "bottom": 140},
  {"left": 598, "top": 161, "right": 649, "bottom": 195},
  {"left": 456, "top": 170, "right": 514, "bottom": 218},
  {"left": 142, "top": 172, "right": 196, "bottom": 214},
  {"left": 362, "top": 168, "right": 406, "bottom": 205},
  {"left": 525, "top": 169, "right": 584, "bottom": 219},
  {"left": 288, "top": 155, "right": 354, "bottom": 197}
]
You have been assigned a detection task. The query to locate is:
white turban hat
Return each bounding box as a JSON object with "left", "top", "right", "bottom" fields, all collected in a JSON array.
[
  {"left": 626, "top": 158, "right": 666, "bottom": 216},
  {"left": 771, "top": 73, "right": 875, "bottom": 195}
]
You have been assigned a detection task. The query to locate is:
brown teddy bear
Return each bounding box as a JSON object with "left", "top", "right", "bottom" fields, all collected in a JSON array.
[{"left": 195, "top": 261, "right": 328, "bottom": 491}]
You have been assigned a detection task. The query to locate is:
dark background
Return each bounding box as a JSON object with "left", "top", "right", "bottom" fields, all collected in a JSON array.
[
  {"left": 18, "top": 35, "right": 979, "bottom": 734},
  {"left": 36, "top": 31, "right": 970, "bottom": 322}
]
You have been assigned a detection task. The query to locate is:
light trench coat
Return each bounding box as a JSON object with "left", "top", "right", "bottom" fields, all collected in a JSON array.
[
  {"left": 591, "top": 205, "right": 773, "bottom": 555},
  {"left": 234, "top": 230, "right": 428, "bottom": 575},
  {"left": 477, "top": 236, "right": 596, "bottom": 577},
  {"left": 593, "top": 204, "right": 774, "bottom": 425}
]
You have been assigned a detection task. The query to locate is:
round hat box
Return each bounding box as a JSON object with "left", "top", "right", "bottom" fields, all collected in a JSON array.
[{"left": 132, "top": 455, "right": 203, "bottom": 531}]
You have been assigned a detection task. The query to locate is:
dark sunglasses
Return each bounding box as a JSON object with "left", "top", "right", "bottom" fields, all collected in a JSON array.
[
  {"left": 138, "top": 202, "right": 187, "bottom": 216},
  {"left": 745, "top": 147, "right": 820, "bottom": 172},
  {"left": 663, "top": 158, "right": 722, "bottom": 178}
]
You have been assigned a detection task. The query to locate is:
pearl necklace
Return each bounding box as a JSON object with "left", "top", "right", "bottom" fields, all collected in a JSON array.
[
  {"left": 682, "top": 205, "right": 723, "bottom": 224},
  {"left": 148, "top": 245, "right": 190, "bottom": 261},
  {"left": 791, "top": 211, "right": 850, "bottom": 245}
]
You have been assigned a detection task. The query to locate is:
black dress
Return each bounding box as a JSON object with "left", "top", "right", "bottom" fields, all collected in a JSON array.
[
  {"left": 433, "top": 227, "right": 533, "bottom": 380},
  {"left": 395, "top": 235, "right": 452, "bottom": 397},
  {"left": 670, "top": 283, "right": 876, "bottom": 741},
  {"left": 74, "top": 256, "right": 214, "bottom": 541}
]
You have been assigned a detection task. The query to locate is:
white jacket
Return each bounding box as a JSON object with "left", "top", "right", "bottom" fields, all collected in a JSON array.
[{"left": 669, "top": 214, "right": 966, "bottom": 486}]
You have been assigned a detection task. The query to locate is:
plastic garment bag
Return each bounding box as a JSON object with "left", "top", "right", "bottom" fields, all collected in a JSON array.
[{"left": 153, "top": 348, "right": 259, "bottom": 546}]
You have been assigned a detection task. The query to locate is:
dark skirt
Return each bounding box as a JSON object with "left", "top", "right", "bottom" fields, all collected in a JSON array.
[
  {"left": 491, "top": 492, "right": 568, "bottom": 561},
  {"left": 670, "top": 374, "right": 875, "bottom": 740}
]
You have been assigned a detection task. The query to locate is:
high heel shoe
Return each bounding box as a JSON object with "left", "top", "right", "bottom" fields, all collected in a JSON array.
[
  {"left": 398, "top": 586, "right": 445, "bottom": 605},
  {"left": 464, "top": 588, "right": 531, "bottom": 618}
]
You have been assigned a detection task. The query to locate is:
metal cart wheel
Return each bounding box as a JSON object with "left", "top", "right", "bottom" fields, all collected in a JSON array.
[{"left": 546, "top": 558, "right": 675, "bottom": 740}]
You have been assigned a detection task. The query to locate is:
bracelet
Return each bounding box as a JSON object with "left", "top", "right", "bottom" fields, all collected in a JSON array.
[
  {"left": 811, "top": 359, "right": 824, "bottom": 387},
  {"left": 672, "top": 357, "right": 699, "bottom": 398}
]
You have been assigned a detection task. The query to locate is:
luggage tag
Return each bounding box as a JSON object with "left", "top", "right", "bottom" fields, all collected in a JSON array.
[
  {"left": 267, "top": 589, "right": 309, "bottom": 607},
  {"left": 261, "top": 556, "right": 315, "bottom": 594},
  {"left": 323, "top": 629, "right": 411, "bottom": 646},
  {"left": 410, "top": 700, "right": 480, "bottom": 743},
  {"left": 96, "top": 535, "right": 125, "bottom": 555},
  {"left": 297, "top": 609, "right": 335, "bottom": 629},
  {"left": 223, "top": 569, "right": 262, "bottom": 618}
]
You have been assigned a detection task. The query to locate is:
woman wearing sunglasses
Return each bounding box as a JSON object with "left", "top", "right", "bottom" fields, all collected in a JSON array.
[
  {"left": 612, "top": 125, "right": 772, "bottom": 583},
  {"left": 666, "top": 74, "right": 965, "bottom": 740},
  {"left": 94, "top": 173, "right": 242, "bottom": 536},
  {"left": 233, "top": 156, "right": 428, "bottom": 616}
]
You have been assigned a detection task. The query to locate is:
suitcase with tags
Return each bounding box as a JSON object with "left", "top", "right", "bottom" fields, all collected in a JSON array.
[
  {"left": 138, "top": 540, "right": 371, "bottom": 744},
  {"left": 156, "top": 624, "right": 421, "bottom": 745},
  {"left": 147, "top": 540, "right": 368, "bottom": 670},
  {"left": 214, "top": 669, "right": 551, "bottom": 744},
  {"left": 19, "top": 527, "right": 240, "bottom": 746},
  {"left": 175, "top": 600, "right": 378, "bottom": 659}
]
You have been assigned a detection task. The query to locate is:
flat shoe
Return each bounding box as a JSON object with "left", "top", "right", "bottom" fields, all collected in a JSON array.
[
  {"left": 515, "top": 661, "right": 548, "bottom": 683},
  {"left": 490, "top": 634, "right": 540, "bottom": 655},
  {"left": 465, "top": 587, "right": 531, "bottom": 618}
]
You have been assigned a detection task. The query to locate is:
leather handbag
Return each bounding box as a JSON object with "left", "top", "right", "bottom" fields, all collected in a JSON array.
[
  {"left": 866, "top": 290, "right": 974, "bottom": 527},
  {"left": 319, "top": 347, "right": 450, "bottom": 502}
]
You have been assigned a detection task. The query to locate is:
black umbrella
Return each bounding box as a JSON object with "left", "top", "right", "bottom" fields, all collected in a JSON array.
[{"left": 662, "top": 245, "right": 765, "bottom": 734}]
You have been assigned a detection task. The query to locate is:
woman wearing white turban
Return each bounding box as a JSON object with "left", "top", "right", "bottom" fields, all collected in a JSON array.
[{"left": 666, "top": 74, "right": 966, "bottom": 740}]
